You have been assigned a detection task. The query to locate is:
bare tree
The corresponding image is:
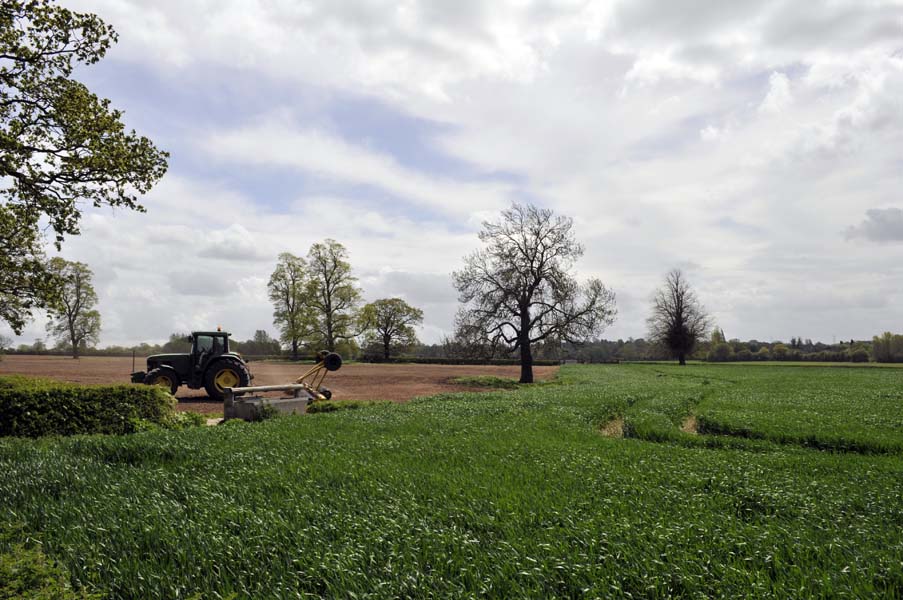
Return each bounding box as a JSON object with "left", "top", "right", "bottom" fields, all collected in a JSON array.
[
  {"left": 647, "top": 269, "right": 711, "bottom": 365},
  {"left": 268, "top": 252, "right": 309, "bottom": 360},
  {"left": 450, "top": 321, "right": 507, "bottom": 361},
  {"left": 359, "top": 298, "right": 423, "bottom": 360},
  {"left": 453, "top": 203, "right": 617, "bottom": 383},
  {"left": 45, "top": 258, "right": 101, "bottom": 358},
  {"left": 305, "top": 239, "right": 363, "bottom": 352}
]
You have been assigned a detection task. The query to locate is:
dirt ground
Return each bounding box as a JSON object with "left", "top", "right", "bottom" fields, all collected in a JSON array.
[{"left": 0, "top": 355, "right": 558, "bottom": 415}]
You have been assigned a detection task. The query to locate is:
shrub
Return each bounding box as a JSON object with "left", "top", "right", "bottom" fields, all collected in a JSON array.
[
  {"left": 851, "top": 348, "right": 870, "bottom": 363},
  {"left": 0, "top": 376, "right": 175, "bottom": 438},
  {"left": 706, "top": 343, "right": 733, "bottom": 362},
  {"left": 0, "top": 525, "right": 99, "bottom": 599},
  {"left": 255, "top": 403, "right": 281, "bottom": 422}
]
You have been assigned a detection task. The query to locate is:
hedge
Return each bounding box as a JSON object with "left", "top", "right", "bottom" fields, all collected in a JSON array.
[{"left": 0, "top": 376, "right": 176, "bottom": 438}]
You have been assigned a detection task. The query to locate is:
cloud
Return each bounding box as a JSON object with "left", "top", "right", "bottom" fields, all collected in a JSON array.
[
  {"left": 5, "top": 0, "right": 903, "bottom": 349},
  {"left": 170, "top": 271, "right": 238, "bottom": 297},
  {"left": 846, "top": 208, "right": 903, "bottom": 243},
  {"left": 202, "top": 116, "right": 512, "bottom": 217},
  {"left": 197, "top": 224, "right": 274, "bottom": 262},
  {"left": 759, "top": 72, "right": 792, "bottom": 114}
]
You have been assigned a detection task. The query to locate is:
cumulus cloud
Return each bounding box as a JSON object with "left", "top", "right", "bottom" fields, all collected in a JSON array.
[
  {"left": 5, "top": 0, "right": 903, "bottom": 347},
  {"left": 759, "top": 72, "right": 792, "bottom": 114},
  {"left": 197, "top": 224, "right": 275, "bottom": 262},
  {"left": 846, "top": 208, "right": 903, "bottom": 243},
  {"left": 202, "top": 117, "right": 512, "bottom": 217}
]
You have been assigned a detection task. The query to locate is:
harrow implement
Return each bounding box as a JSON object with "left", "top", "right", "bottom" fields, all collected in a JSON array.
[{"left": 223, "top": 351, "right": 342, "bottom": 421}]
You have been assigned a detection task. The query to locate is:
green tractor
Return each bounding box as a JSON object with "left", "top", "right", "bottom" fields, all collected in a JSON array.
[{"left": 131, "top": 330, "right": 251, "bottom": 401}]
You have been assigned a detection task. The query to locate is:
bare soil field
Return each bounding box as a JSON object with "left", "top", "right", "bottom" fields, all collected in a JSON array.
[{"left": 0, "top": 355, "right": 558, "bottom": 415}]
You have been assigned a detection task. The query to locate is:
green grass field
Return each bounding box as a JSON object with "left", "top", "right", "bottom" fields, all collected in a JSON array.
[{"left": 1, "top": 364, "right": 902, "bottom": 598}]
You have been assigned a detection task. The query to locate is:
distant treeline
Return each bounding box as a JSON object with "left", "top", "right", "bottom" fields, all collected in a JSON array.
[
  {"left": 5, "top": 330, "right": 903, "bottom": 365},
  {"left": 2, "top": 331, "right": 284, "bottom": 359},
  {"left": 414, "top": 334, "right": 898, "bottom": 364}
]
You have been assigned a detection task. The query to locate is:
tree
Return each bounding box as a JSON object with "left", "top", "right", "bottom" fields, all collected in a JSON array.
[
  {"left": 711, "top": 327, "right": 726, "bottom": 344},
  {"left": 45, "top": 258, "right": 100, "bottom": 358},
  {"left": 268, "top": 252, "right": 309, "bottom": 360},
  {"left": 647, "top": 269, "right": 711, "bottom": 366},
  {"left": 236, "top": 329, "right": 281, "bottom": 356},
  {"left": 871, "top": 332, "right": 903, "bottom": 363},
  {"left": 453, "top": 203, "right": 617, "bottom": 383},
  {"left": 0, "top": 211, "right": 56, "bottom": 334},
  {"left": 161, "top": 332, "right": 191, "bottom": 353},
  {"left": 305, "top": 239, "right": 362, "bottom": 352},
  {"left": 771, "top": 343, "right": 789, "bottom": 360},
  {"left": 0, "top": 333, "right": 10, "bottom": 359},
  {"left": 707, "top": 342, "right": 732, "bottom": 362},
  {"left": 359, "top": 298, "right": 423, "bottom": 360},
  {"left": 0, "top": 1, "right": 168, "bottom": 334}
]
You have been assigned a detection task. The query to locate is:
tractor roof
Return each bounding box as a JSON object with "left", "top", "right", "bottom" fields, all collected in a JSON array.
[{"left": 192, "top": 331, "right": 231, "bottom": 336}]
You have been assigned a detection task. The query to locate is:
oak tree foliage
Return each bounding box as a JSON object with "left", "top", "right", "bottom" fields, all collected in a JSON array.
[
  {"left": 268, "top": 252, "right": 310, "bottom": 360},
  {"left": 0, "top": 0, "right": 168, "bottom": 333},
  {"left": 45, "top": 257, "right": 100, "bottom": 358},
  {"left": 359, "top": 298, "right": 423, "bottom": 360},
  {"left": 305, "top": 239, "right": 362, "bottom": 353},
  {"left": 453, "top": 203, "right": 617, "bottom": 383}
]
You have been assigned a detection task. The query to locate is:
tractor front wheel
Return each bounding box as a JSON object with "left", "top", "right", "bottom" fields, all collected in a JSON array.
[
  {"left": 145, "top": 368, "right": 179, "bottom": 395},
  {"left": 204, "top": 359, "right": 251, "bottom": 402}
]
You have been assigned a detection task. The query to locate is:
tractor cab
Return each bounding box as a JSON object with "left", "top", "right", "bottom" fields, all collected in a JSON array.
[{"left": 190, "top": 331, "right": 230, "bottom": 369}]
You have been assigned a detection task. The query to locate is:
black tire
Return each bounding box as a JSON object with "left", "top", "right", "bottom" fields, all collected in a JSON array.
[
  {"left": 323, "top": 352, "right": 342, "bottom": 372},
  {"left": 145, "top": 368, "right": 179, "bottom": 395},
  {"left": 204, "top": 359, "right": 251, "bottom": 402},
  {"left": 318, "top": 387, "right": 332, "bottom": 400}
]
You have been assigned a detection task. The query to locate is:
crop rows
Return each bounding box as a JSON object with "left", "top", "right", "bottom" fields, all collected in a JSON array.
[{"left": 0, "top": 364, "right": 902, "bottom": 597}]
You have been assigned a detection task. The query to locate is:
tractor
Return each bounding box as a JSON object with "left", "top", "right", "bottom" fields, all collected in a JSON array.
[{"left": 131, "top": 330, "right": 251, "bottom": 401}]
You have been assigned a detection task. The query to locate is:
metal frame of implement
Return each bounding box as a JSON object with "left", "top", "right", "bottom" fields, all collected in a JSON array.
[{"left": 224, "top": 351, "right": 342, "bottom": 407}]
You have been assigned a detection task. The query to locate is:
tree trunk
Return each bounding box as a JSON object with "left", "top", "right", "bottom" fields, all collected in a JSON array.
[
  {"left": 291, "top": 339, "right": 298, "bottom": 360},
  {"left": 678, "top": 352, "right": 686, "bottom": 366},
  {"left": 383, "top": 336, "right": 390, "bottom": 360},
  {"left": 326, "top": 318, "right": 335, "bottom": 352},
  {"left": 519, "top": 336, "right": 534, "bottom": 383},
  {"left": 70, "top": 325, "right": 78, "bottom": 359}
]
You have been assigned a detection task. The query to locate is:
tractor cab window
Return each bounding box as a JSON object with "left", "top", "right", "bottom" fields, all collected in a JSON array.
[{"left": 195, "top": 335, "right": 214, "bottom": 354}]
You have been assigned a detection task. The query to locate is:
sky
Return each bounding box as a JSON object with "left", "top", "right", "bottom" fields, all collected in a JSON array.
[{"left": 4, "top": 0, "right": 903, "bottom": 348}]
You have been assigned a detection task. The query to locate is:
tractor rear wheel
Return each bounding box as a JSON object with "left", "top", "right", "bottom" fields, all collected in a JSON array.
[
  {"left": 145, "top": 368, "right": 179, "bottom": 395},
  {"left": 204, "top": 359, "right": 251, "bottom": 402}
]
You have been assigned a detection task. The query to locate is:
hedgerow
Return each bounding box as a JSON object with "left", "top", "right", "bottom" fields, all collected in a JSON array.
[{"left": 0, "top": 376, "right": 176, "bottom": 438}]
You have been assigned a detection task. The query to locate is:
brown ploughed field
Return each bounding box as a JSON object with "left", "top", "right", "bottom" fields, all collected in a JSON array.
[{"left": 0, "top": 355, "right": 558, "bottom": 415}]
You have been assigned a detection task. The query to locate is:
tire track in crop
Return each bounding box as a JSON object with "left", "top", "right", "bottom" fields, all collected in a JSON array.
[{"left": 598, "top": 417, "right": 624, "bottom": 438}]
